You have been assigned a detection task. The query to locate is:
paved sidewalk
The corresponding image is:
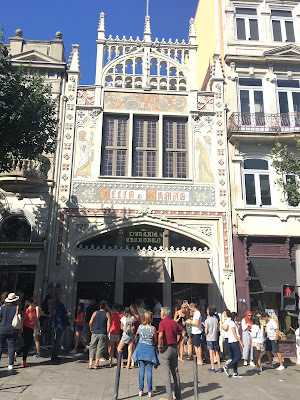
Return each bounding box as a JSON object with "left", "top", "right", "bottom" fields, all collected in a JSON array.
[{"left": 0, "top": 350, "right": 299, "bottom": 400}]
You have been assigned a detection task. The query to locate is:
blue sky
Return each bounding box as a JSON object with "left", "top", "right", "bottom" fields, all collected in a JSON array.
[{"left": 2, "top": 0, "right": 199, "bottom": 85}]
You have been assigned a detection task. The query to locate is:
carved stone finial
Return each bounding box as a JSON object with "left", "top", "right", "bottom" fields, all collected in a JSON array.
[
  {"left": 98, "top": 12, "right": 105, "bottom": 40},
  {"left": 56, "top": 31, "right": 63, "bottom": 40},
  {"left": 15, "top": 29, "right": 23, "bottom": 38},
  {"left": 68, "top": 44, "right": 81, "bottom": 78},
  {"left": 189, "top": 18, "right": 196, "bottom": 36},
  {"left": 143, "top": 15, "right": 151, "bottom": 42}
]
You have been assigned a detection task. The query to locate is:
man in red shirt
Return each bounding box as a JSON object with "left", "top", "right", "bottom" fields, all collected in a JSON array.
[{"left": 158, "top": 307, "right": 184, "bottom": 400}]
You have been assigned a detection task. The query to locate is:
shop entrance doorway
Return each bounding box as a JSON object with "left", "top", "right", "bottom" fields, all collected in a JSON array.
[
  {"left": 123, "top": 283, "right": 163, "bottom": 311},
  {"left": 77, "top": 282, "right": 114, "bottom": 305},
  {"left": 172, "top": 283, "right": 208, "bottom": 312}
]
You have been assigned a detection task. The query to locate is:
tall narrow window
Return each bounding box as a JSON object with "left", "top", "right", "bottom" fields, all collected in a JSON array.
[
  {"left": 163, "top": 118, "right": 187, "bottom": 178},
  {"left": 271, "top": 10, "right": 295, "bottom": 42},
  {"left": 101, "top": 115, "right": 128, "bottom": 176},
  {"left": 277, "top": 80, "right": 300, "bottom": 127},
  {"left": 243, "top": 159, "right": 272, "bottom": 206},
  {"left": 238, "top": 78, "right": 264, "bottom": 126},
  {"left": 133, "top": 117, "right": 158, "bottom": 177},
  {"left": 235, "top": 8, "right": 259, "bottom": 40}
]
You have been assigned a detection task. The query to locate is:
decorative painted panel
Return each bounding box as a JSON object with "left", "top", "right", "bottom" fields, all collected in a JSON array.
[
  {"left": 77, "top": 89, "right": 95, "bottom": 106},
  {"left": 71, "top": 182, "right": 215, "bottom": 207},
  {"left": 104, "top": 92, "right": 188, "bottom": 113}
]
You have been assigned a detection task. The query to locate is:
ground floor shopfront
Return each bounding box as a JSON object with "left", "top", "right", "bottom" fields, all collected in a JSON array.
[
  {"left": 0, "top": 242, "right": 45, "bottom": 303},
  {"left": 233, "top": 235, "right": 299, "bottom": 356},
  {"left": 49, "top": 212, "right": 236, "bottom": 316}
]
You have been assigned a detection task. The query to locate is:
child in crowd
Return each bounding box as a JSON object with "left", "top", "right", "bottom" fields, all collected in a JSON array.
[
  {"left": 69, "top": 303, "right": 89, "bottom": 354},
  {"left": 250, "top": 316, "right": 265, "bottom": 372}
]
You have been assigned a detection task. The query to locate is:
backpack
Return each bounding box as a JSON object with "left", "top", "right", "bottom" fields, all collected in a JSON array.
[{"left": 124, "top": 317, "right": 134, "bottom": 335}]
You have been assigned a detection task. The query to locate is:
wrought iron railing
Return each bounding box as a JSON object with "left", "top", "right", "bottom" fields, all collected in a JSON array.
[{"left": 228, "top": 112, "right": 300, "bottom": 133}]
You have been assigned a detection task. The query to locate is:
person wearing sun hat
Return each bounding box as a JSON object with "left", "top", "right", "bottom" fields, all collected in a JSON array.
[{"left": 0, "top": 293, "right": 21, "bottom": 370}]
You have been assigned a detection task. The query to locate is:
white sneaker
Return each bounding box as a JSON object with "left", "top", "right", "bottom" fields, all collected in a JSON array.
[
  {"left": 69, "top": 349, "right": 77, "bottom": 354},
  {"left": 33, "top": 353, "right": 40, "bottom": 358},
  {"left": 233, "top": 373, "right": 242, "bottom": 378},
  {"left": 8, "top": 365, "right": 13, "bottom": 370},
  {"left": 250, "top": 361, "right": 255, "bottom": 367},
  {"left": 277, "top": 365, "right": 285, "bottom": 371},
  {"left": 243, "top": 360, "right": 248, "bottom": 366},
  {"left": 60, "top": 345, "right": 65, "bottom": 350},
  {"left": 83, "top": 346, "right": 89, "bottom": 353}
]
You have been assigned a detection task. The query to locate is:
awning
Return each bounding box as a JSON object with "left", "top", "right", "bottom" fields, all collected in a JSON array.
[
  {"left": 124, "top": 257, "right": 165, "bottom": 283},
  {"left": 171, "top": 258, "right": 213, "bottom": 284},
  {"left": 249, "top": 257, "right": 296, "bottom": 292},
  {"left": 0, "top": 249, "right": 42, "bottom": 265},
  {"left": 75, "top": 256, "right": 116, "bottom": 282}
]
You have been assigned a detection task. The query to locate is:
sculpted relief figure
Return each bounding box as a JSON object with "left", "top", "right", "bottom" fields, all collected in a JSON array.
[
  {"left": 75, "top": 130, "right": 94, "bottom": 177},
  {"left": 195, "top": 135, "right": 214, "bottom": 183}
]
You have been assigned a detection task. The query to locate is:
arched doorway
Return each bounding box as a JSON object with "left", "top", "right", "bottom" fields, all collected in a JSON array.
[{"left": 75, "top": 224, "right": 213, "bottom": 310}]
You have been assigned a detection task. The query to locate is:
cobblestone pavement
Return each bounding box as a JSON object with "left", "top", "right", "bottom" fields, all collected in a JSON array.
[{"left": 0, "top": 350, "right": 299, "bottom": 400}]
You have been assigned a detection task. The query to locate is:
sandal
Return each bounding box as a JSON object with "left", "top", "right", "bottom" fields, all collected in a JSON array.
[
  {"left": 21, "top": 361, "right": 30, "bottom": 368},
  {"left": 126, "top": 365, "right": 132, "bottom": 369},
  {"left": 86, "top": 365, "right": 93, "bottom": 369},
  {"left": 94, "top": 365, "right": 102, "bottom": 369}
]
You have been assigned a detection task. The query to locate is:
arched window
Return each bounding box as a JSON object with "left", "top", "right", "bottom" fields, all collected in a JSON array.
[
  {"left": 242, "top": 158, "right": 272, "bottom": 206},
  {"left": 0, "top": 216, "right": 31, "bottom": 242}
]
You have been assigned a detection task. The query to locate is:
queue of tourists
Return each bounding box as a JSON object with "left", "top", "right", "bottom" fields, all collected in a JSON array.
[{"left": 0, "top": 291, "right": 300, "bottom": 399}]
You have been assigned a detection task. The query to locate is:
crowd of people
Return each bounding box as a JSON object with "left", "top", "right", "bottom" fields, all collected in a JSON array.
[{"left": 0, "top": 291, "right": 299, "bottom": 399}]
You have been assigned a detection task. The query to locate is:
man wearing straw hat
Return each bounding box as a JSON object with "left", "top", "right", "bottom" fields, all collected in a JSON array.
[{"left": 0, "top": 293, "right": 20, "bottom": 370}]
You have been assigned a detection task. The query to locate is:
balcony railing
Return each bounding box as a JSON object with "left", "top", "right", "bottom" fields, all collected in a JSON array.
[
  {"left": 228, "top": 112, "right": 300, "bottom": 134},
  {"left": 0, "top": 158, "right": 50, "bottom": 192}
]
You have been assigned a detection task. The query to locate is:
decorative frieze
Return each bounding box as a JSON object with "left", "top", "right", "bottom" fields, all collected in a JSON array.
[{"left": 71, "top": 182, "right": 216, "bottom": 207}]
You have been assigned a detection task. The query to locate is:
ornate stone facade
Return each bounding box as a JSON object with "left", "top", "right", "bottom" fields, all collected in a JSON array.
[{"left": 45, "top": 12, "right": 236, "bottom": 313}]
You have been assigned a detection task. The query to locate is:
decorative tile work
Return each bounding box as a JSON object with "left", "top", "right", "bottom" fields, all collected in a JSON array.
[
  {"left": 71, "top": 182, "right": 216, "bottom": 207},
  {"left": 104, "top": 92, "right": 188, "bottom": 112}
]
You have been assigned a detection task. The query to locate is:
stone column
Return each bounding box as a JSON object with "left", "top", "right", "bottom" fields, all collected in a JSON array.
[{"left": 115, "top": 256, "right": 124, "bottom": 304}]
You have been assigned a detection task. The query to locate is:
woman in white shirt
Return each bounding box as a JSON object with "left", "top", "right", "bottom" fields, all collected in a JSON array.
[
  {"left": 223, "top": 312, "right": 244, "bottom": 378},
  {"left": 219, "top": 309, "right": 232, "bottom": 361},
  {"left": 250, "top": 316, "right": 265, "bottom": 372}
]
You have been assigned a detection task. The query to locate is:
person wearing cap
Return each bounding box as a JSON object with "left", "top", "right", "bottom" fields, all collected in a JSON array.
[{"left": 0, "top": 293, "right": 21, "bottom": 370}]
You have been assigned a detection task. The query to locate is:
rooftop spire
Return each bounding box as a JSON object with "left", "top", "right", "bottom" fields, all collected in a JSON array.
[
  {"left": 98, "top": 12, "right": 105, "bottom": 40},
  {"left": 144, "top": 0, "right": 151, "bottom": 42}
]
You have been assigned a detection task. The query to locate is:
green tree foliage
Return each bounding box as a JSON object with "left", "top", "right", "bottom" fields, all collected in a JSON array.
[
  {"left": 271, "top": 141, "right": 300, "bottom": 207},
  {"left": 0, "top": 31, "right": 58, "bottom": 172}
]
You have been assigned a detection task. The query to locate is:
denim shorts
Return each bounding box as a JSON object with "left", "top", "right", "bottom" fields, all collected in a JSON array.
[
  {"left": 75, "top": 325, "right": 84, "bottom": 332},
  {"left": 207, "top": 340, "right": 219, "bottom": 351},
  {"left": 192, "top": 333, "right": 204, "bottom": 347},
  {"left": 266, "top": 338, "right": 279, "bottom": 353}
]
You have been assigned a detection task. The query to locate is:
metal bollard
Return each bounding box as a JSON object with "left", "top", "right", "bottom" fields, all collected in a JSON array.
[
  {"left": 113, "top": 349, "right": 123, "bottom": 400},
  {"left": 193, "top": 355, "right": 199, "bottom": 400}
]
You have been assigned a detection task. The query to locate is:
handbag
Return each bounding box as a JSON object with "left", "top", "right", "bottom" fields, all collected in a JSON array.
[{"left": 12, "top": 305, "right": 22, "bottom": 330}]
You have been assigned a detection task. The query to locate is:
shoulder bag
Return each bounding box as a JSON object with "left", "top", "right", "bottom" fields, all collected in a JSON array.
[{"left": 12, "top": 305, "right": 22, "bottom": 330}]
